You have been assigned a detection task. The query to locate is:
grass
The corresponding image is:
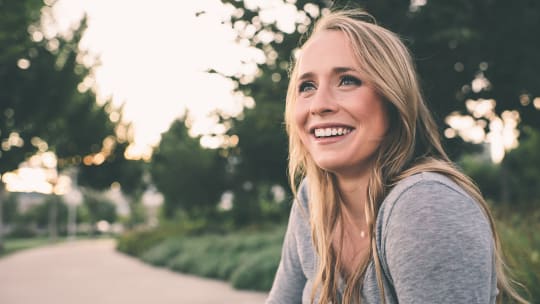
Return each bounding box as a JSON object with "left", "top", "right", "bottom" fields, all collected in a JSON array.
[
  {"left": 0, "top": 237, "right": 54, "bottom": 258},
  {"left": 495, "top": 211, "right": 540, "bottom": 302},
  {"left": 0, "top": 235, "right": 111, "bottom": 258}
]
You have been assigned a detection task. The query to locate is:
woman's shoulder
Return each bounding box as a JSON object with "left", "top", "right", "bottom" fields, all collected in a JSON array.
[
  {"left": 383, "top": 171, "right": 475, "bottom": 208},
  {"left": 386, "top": 171, "right": 471, "bottom": 203},
  {"left": 377, "top": 172, "right": 489, "bottom": 230},
  {"left": 377, "top": 171, "right": 490, "bottom": 236}
]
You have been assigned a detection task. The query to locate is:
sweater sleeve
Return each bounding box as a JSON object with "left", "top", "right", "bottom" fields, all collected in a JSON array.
[
  {"left": 266, "top": 192, "right": 308, "bottom": 304},
  {"left": 381, "top": 180, "right": 497, "bottom": 303}
]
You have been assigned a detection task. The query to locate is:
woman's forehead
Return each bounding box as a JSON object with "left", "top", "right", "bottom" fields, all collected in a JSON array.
[{"left": 297, "top": 30, "right": 363, "bottom": 76}]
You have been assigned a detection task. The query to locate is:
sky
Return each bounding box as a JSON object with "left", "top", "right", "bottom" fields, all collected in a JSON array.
[{"left": 46, "top": 0, "right": 264, "bottom": 159}]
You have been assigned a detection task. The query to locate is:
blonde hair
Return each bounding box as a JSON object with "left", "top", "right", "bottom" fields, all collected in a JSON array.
[{"left": 284, "top": 9, "right": 527, "bottom": 304}]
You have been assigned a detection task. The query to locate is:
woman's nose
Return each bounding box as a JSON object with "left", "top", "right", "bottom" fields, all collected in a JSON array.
[{"left": 309, "top": 85, "right": 338, "bottom": 115}]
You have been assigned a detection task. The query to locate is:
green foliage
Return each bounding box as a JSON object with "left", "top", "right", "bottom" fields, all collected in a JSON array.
[
  {"left": 121, "top": 200, "right": 147, "bottom": 229},
  {"left": 82, "top": 190, "right": 117, "bottom": 224},
  {"left": 458, "top": 153, "right": 502, "bottom": 202},
  {"left": 0, "top": 0, "right": 46, "bottom": 173},
  {"left": 0, "top": 0, "right": 146, "bottom": 251},
  {"left": 0, "top": 0, "right": 144, "bottom": 195},
  {"left": 78, "top": 142, "right": 146, "bottom": 196},
  {"left": 141, "top": 237, "right": 185, "bottom": 267},
  {"left": 0, "top": 1, "right": 119, "bottom": 174},
  {"left": 228, "top": 102, "right": 289, "bottom": 190},
  {"left": 1, "top": 192, "right": 19, "bottom": 225},
  {"left": 151, "top": 118, "right": 227, "bottom": 218},
  {"left": 117, "top": 225, "right": 286, "bottom": 291},
  {"left": 116, "top": 228, "right": 170, "bottom": 257},
  {"left": 501, "top": 127, "right": 540, "bottom": 207},
  {"left": 21, "top": 195, "right": 68, "bottom": 229},
  {"left": 164, "top": 230, "right": 284, "bottom": 289},
  {"left": 230, "top": 244, "right": 282, "bottom": 291},
  {"left": 496, "top": 211, "right": 540, "bottom": 302},
  {"left": 0, "top": 237, "right": 51, "bottom": 258},
  {"left": 458, "top": 128, "right": 540, "bottom": 210},
  {"left": 7, "top": 226, "right": 37, "bottom": 239},
  {"left": 115, "top": 218, "right": 213, "bottom": 256},
  {"left": 167, "top": 235, "right": 225, "bottom": 278},
  {"left": 406, "top": 0, "right": 540, "bottom": 132}
]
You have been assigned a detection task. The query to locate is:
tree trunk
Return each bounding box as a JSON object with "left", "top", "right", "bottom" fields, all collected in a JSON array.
[
  {"left": 48, "top": 197, "right": 58, "bottom": 242},
  {"left": 67, "top": 203, "right": 76, "bottom": 240},
  {"left": 500, "top": 164, "right": 510, "bottom": 204}
]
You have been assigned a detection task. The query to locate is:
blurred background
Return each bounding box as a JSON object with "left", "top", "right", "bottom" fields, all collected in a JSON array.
[{"left": 0, "top": 0, "right": 539, "bottom": 302}]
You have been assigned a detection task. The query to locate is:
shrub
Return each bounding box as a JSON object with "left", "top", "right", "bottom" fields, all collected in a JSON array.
[
  {"left": 496, "top": 212, "right": 540, "bottom": 302},
  {"left": 117, "top": 225, "right": 290, "bottom": 291},
  {"left": 230, "top": 244, "right": 282, "bottom": 291},
  {"left": 141, "top": 238, "right": 184, "bottom": 266},
  {"left": 156, "top": 227, "right": 285, "bottom": 291},
  {"left": 7, "top": 225, "right": 38, "bottom": 239},
  {"left": 116, "top": 217, "right": 215, "bottom": 256},
  {"left": 116, "top": 228, "right": 169, "bottom": 256}
]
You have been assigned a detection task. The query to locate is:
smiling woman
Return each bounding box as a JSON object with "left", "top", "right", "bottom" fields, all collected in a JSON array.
[
  {"left": 294, "top": 30, "right": 389, "bottom": 180},
  {"left": 266, "top": 9, "right": 528, "bottom": 304}
]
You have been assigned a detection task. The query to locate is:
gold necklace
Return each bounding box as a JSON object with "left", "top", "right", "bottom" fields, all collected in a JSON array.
[{"left": 341, "top": 204, "right": 367, "bottom": 239}]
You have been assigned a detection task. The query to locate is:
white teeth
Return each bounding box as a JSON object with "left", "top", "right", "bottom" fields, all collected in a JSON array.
[
  {"left": 313, "top": 127, "right": 352, "bottom": 138},
  {"left": 325, "top": 128, "right": 332, "bottom": 136}
]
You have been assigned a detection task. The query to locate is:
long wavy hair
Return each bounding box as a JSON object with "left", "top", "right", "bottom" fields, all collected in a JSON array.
[{"left": 284, "top": 9, "right": 527, "bottom": 304}]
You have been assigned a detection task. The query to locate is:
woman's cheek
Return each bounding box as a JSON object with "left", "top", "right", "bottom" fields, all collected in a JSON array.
[{"left": 294, "top": 101, "right": 309, "bottom": 130}]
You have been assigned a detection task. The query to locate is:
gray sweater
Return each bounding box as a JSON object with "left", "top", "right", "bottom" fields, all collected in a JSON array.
[{"left": 266, "top": 172, "right": 497, "bottom": 303}]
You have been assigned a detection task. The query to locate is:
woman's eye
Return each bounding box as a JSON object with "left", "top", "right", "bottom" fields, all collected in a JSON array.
[
  {"left": 299, "top": 81, "right": 316, "bottom": 93},
  {"left": 339, "top": 75, "right": 362, "bottom": 86}
]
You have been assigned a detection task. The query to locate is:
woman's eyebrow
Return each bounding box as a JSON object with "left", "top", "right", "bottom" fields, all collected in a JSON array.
[
  {"left": 298, "top": 67, "right": 358, "bottom": 81},
  {"left": 298, "top": 71, "right": 315, "bottom": 82},
  {"left": 334, "top": 66, "right": 357, "bottom": 74}
]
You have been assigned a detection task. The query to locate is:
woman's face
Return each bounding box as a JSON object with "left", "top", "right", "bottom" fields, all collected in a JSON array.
[{"left": 294, "top": 30, "right": 389, "bottom": 178}]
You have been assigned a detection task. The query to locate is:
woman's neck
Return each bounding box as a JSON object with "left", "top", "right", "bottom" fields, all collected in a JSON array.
[{"left": 336, "top": 171, "right": 370, "bottom": 223}]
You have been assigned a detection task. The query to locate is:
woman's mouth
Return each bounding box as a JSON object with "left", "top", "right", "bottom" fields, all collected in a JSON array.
[{"left": 313, "top": 127, "right": 354, "bottom": 138}]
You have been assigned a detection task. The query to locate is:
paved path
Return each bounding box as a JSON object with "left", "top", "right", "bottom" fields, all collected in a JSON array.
[{"left": 0, "top": 239, "right": 268, "bottom": 304}]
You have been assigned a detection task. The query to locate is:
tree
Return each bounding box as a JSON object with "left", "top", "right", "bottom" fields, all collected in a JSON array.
[
  {"left": 151, "top": 117, "right": 227, "bottom": 218},
  {"left": 22, "top": 196, "right": 69, "bottom": 238},
  {"left": 0, "top": 0, "right": 46, "bottom": 174},
  {"left": 1, "top": 0, "right": 53, "bottom": 251},
  {"left": 0, "top": 1, "right": 143, "bottom": 250},
  {"left": 82, "top": 190, "right": 117, "bottom": 235},
  {"left": 216, "top": 0, "right": 540, "bottom": 200},
  {"left": 500, "top": 127, "right": 540, "bottom": 207},
  {"left": 77, "top": 139, "right": 146, "bottom": 227}
]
